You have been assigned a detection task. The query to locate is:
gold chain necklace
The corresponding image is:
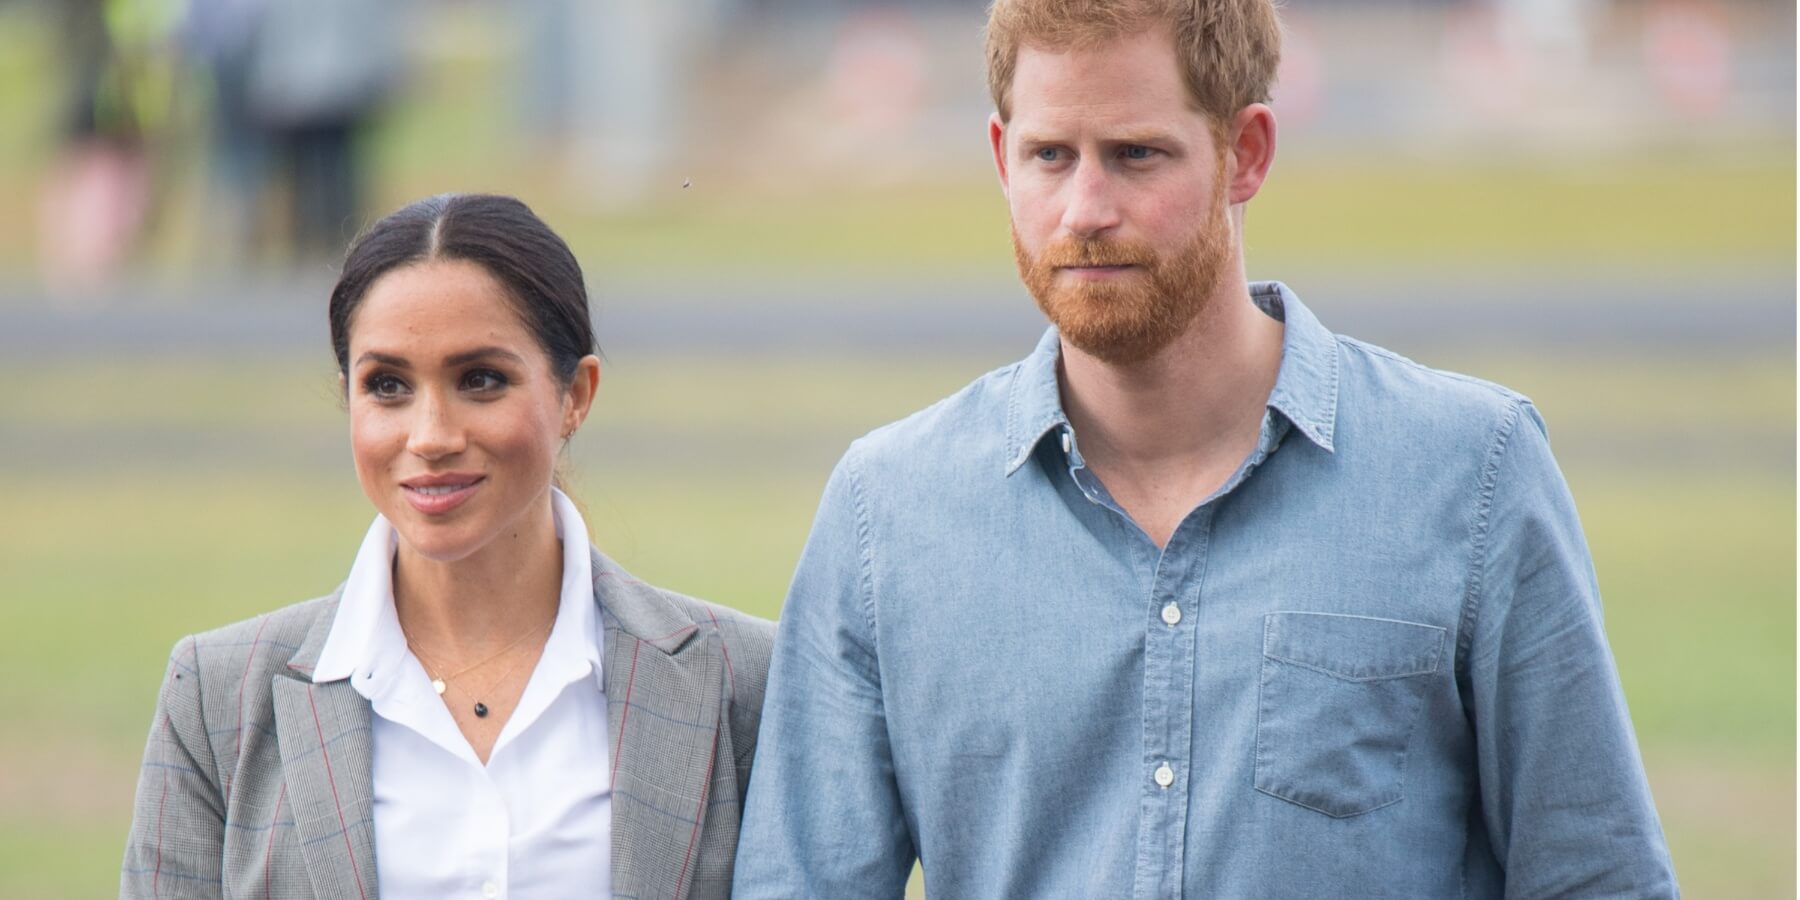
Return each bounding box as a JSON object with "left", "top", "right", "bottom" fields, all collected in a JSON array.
[
  {"left": 435, "top": 631, "right": 546, "bottom": 719},
  {"left": 408, "top": 619, "right": 552, "bottom": 717}
]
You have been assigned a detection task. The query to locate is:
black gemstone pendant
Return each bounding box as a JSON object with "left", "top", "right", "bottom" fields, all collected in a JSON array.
[{"left": 473, "top": 702, "right": 489, "bottom": 718}]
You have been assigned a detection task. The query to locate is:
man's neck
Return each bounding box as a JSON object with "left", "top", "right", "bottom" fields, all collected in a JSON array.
[{"left": 1058, "top": 280, "right": 1284, "bottom": 547}]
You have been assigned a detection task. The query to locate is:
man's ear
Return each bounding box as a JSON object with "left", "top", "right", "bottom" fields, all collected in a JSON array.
[
  {"left": 989, "top": 112, "right": 1010, "bottom": 195},
  {"left": 1225, "top": 103, "right": 1277, "bottom": 206}
]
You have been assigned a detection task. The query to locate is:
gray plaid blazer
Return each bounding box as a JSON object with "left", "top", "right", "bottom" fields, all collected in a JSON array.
[{"left": 121, "top": 548, "right": 775, "bottom": 899}]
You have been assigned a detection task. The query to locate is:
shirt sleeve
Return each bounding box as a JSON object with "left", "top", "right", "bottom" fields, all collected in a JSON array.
[
  {"left": 121, "top": 635, "right": 227, "bottom": 899},
  {"left": 733, "top": 445, "right": 916, "bottom": 898},
  {"left": 1463, "top": 400, "right": 1679, "bottom": 898}
]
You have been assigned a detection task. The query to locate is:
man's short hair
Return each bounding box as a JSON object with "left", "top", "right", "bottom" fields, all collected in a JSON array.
[{"left": 984, "top": 0, "right": 1282, "bottom": 132}]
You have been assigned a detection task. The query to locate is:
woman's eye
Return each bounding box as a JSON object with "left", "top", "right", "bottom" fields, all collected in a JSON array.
[
  {"left": 462, "top": 369, "right": 508, "bottom": 392},
  {"left": 364, "top": 374, "right": 407, "bottom": 398}
]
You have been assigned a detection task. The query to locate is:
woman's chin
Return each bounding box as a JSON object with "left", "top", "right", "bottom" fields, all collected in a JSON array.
[{"left": 393, "top": 525, "right": 487, "bottom": 565}]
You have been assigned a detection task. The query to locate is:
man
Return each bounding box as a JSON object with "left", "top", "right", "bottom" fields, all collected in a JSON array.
[{"left": 734, "top": 1, "right": 1678, "bottom": 896}]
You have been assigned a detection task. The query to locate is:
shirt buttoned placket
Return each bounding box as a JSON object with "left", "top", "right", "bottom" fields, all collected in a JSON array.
[
  {"left": 468, "top": 767, "right": 510, "bottom": 899},
  {"left": 1135, "top": 509, "right": 1204, "bottom": 900},
  {"left": 1065, "top": 409, "right": 1291, "bottom": 900},
  {"left": 1062, "top": 426, "right": 1200, "bottom": 900}
]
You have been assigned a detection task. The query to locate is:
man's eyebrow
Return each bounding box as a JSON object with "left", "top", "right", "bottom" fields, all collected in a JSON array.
[
  {"left": 1011, "top": 129, "right": 1072, "bottom": 147},
  {"left": 1012, "top": 128, "right": 1182, "bottom": 146},
  {"left": 1109, "top": 129, "right": 1181, "bottom": 145},
  {"left": 444, "top": 346, "right": 527, "bottom": 367}
]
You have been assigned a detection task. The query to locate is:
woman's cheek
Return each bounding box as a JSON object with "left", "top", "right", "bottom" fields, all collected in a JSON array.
[
  {"left": 349, "top": 412, "right": 404, "bottom": 479},
  {"left": 497, "top": 405, "right": 558, "bottom": 465}
]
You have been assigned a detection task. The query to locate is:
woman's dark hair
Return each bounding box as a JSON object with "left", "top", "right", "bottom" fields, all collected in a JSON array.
[{"left": 329, "top": 193, "right": 597, "bottom": 383}]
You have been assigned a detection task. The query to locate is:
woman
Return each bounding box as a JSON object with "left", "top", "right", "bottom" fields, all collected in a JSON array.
[{"left": 121, "top": 194, "right": 774, "bottom": 899}]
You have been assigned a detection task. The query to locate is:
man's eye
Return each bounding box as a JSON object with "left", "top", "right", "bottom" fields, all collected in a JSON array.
[
  {"left": 1122, "top": 145, "right": 1153, "bottom": 160},
  {"left": 462, "top": 370, "right": 508, "bottom": 392},
  {"left": 365, "top": 374, "right": 407, "bottom": 397},
  {"left": 1036, "top": 147, "right": 1061, "bottom": 162}
]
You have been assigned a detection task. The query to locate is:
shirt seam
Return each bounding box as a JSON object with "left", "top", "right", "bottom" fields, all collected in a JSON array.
[
  {"left": 1457, "top": 397, "right": 1531, "bottom": 679},
  {"left": 1004, "top": 358, "right": 1024, "bottom": 466},
  {"left": 844, "top": 443, "right": 881, "bottom": 645},
  {"left": 1316, "top": 334, "right": 1342, "bottom": 445},
  {"left": 1337, "top": 336, "right": 1526, "bottom": 405}
]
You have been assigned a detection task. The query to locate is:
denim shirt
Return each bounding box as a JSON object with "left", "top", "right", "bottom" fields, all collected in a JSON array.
[{"left": 734, "top": 282, "right": 1677, "bottom": 899}]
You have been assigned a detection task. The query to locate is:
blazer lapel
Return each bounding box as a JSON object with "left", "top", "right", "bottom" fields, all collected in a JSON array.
[
  {"left": 273, "top": 595, "right": 381, "bottom": 900},
  {"left": 595, "top": 550, "right": 725, "bottom": 900}
]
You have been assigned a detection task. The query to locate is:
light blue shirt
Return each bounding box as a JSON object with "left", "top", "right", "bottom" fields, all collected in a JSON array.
[{"left": 734, "top": 282, "right": 1677, "bottom": 898}]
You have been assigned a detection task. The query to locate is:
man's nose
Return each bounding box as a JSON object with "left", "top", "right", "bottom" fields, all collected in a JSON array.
[{"left": 1059, "top": 160, "right": 1123, "bottom": 239}]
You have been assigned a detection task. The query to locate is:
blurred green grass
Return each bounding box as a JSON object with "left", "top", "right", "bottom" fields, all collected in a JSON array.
[{"left": 1, "top": 350, "right": 1792, "bottom": 897}]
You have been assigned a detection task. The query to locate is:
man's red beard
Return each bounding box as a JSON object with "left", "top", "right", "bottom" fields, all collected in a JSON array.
[{"left": 1012, "top": 188, "right": 1234, "bottom": 365}]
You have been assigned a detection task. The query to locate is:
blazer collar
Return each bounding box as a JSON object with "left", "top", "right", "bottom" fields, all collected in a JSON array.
[
  {"left": 286, "top": 587, "right": 344, "bottom": 681},
  {"left": 273, "top": 591, "right": 380, "bottom": 899},
  {"left": 591, "top": 548, "right": 701, "bottom": 655},
  {"left": 593, "top": 547, "right": 725, "bottom": 899}
]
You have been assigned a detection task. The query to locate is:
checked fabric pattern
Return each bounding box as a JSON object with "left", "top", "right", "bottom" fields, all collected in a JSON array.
[{"left": 122, "top": 548, "right": 774, "bottom": 900}]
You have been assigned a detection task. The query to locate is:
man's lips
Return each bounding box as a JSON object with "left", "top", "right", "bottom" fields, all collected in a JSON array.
[
  {"left": 400, "top": 474, "right": 485, "bottom": 515},
  {"left": 1057, "top": 263, "right": 1142, "bottom": 279}
]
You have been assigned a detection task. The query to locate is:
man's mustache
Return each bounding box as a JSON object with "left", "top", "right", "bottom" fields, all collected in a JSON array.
[{"left": 1036, "top": 238, "right": 1155, "bottom": 268}]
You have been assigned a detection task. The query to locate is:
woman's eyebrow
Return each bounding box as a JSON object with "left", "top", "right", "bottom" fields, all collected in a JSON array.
[
  {"left": 354, "top": 351, "right": 410, "bottom": 369},
  {"left": 444, "top": 347, "right": 526, "bottom": 367}
]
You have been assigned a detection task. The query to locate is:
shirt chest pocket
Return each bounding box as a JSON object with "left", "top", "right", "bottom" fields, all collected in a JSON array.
[{"left": 1254, "top": 611, "right": 1446, "bottom": 818}]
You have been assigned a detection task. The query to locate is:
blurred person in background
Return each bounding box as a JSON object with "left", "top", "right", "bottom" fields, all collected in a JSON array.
[
  {"left": 121, "top": 194, "right": 773, "bottom": 899},
  {"left": 177, "top": 0, "right": 272, "bottom": 264},
  {"left": 734, "top": 0, "right": 1678, "bottom": 897},
  {"left": 232, "top": 0, "right": 399, "bottom": 261},
  {"left": 37, "top": 0, "right": 179, "bottom": 298}
]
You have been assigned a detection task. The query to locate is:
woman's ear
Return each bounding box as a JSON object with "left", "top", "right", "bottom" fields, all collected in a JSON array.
[{"left": 563, "top": 355, "right": 602, "bottom": 438}]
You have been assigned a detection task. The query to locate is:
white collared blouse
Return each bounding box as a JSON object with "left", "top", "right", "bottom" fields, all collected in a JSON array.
[{"left": 312, "top": 489, "right": 611, "bottom": 900}]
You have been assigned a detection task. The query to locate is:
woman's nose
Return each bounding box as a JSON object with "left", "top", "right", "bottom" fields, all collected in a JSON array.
[{"left": 405, "top": 392, "right": 467, "bottom": 460}]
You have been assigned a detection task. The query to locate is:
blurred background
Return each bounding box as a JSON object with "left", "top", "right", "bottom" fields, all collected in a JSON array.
[{"left": 0, "top": 0, "right": 1791, "bottom": 895}]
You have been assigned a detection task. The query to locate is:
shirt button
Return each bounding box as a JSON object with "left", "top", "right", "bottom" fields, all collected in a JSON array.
[
  {"left": 1060, "top": 430, "right": 1072, "bottom": 454},
  {"left": 482, "top": 882, "right": 499, "bottom": 899},
  {"left": 1154, "top": 762, "right": 1175, "bottom": 788},
  {"left": 1160, "top": 603, "right": 1182, "bottom": 626}
]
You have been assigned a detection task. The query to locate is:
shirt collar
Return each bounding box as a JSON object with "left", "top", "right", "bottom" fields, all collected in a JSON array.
[
  {"left": 1002, "top": 325, "right": 1070, "bottom": 475},
  {"left": 312, "top": 487, "right": 602, "bottom": 687},
  {"left": 544, "top": 488, "right": 602, "bottom": 679},
  {"left": 1253, "top": 281, "right": 1339, "bottom": 452},
  {"left": 1003, "top": 279, "right": 1338, "bottom": 476}
]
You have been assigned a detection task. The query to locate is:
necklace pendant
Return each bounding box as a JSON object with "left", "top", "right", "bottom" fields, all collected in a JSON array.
[
  {"left": 431, "top": 678, "right": 446, "bottom": 695},
  {"left": 473, "top": 702, "right": 489, "bottom": 718}
]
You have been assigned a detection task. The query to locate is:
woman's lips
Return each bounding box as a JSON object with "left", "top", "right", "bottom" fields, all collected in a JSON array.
[{"left": 401, "top": 476, "right": 485, "bottom": 515}]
